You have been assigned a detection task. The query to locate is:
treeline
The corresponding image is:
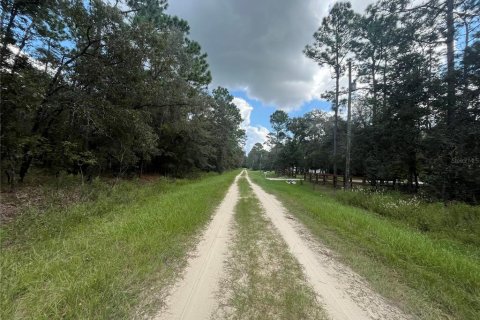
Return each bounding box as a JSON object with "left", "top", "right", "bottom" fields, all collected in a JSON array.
[
  {"left": 1, "top": 0, "right": 245, "bottom": 185},
  {"left": 247, "top": 0, "right": 479, "bottom": 203}
]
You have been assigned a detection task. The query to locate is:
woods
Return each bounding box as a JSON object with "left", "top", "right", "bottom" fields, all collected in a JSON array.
[
  {"left": 2, "top": 0, "right": 478, "bottom": 202},
  {"left": 1, "top": 0, "right": 245, "bottom": 185},
  {"left": 247, "top": 0, "right": 480, "bottom": 203}
]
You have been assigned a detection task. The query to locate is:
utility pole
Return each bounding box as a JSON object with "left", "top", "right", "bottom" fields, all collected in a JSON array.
[{"left": 345, "top": 61, "right": 353, "bottom": 190}]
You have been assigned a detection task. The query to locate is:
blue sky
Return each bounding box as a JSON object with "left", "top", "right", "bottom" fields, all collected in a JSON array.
[
  {"left": 232, "top": 90, "right": 331, "bottom": 131},
  {"left": 230, "top": 89, "right": 332, "bottom": 152}
]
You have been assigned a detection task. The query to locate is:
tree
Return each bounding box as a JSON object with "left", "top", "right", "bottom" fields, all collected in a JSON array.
[
  {"left": 268, "top": 110, "right": 289, "bottom": 172},
  {"left": 211, "top": 87, "right": 245, "bottom": 173},
  {"left": 269, "top": 110, "right": 289, "bottom": 144},
  {"left": 1, "top": 0, "right": 246, "bottom": 185},
  {"left": 305, "top": 2, "right": 358, "bottom": 188},
  {"left": 247, "top": 143, "right": 268, "bottom": 170}
]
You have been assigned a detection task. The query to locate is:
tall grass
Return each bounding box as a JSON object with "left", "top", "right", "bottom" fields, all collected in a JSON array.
[
  {"left": 334, "top": 187, "right": 480, "bottom": 252},
  {"left": 1, "top": 171, "right": 239, "bottom": 319},
  {"left": 249, "top": 171, "right": 480, "bottom": 320}
]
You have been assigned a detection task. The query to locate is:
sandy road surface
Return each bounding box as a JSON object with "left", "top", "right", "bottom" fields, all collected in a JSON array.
[
  {"left": 246, "top": 173, "right": 409, "bottom": 320},
  {"left": 153, "top": 173, "right": 240, "bottom": 320},
  {"left": 154, "top": 171, "right": 408, "bottom": 320}
]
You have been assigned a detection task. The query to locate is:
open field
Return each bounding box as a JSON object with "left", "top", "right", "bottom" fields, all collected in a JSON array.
[
  {"left": 0, "top": 171, "right": 239, "bottom": 319},
  {"left": 249, "top": 171, "right": 480, "bottom": 320}
]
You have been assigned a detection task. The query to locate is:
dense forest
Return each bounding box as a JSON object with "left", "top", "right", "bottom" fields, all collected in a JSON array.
[
  {"left": 246, "top": 0, "right": 480, "bottom": 203},
  {"left": 1, "top": 0, "right": 479, "bottom": 203},
  {"left": 1, "top": 0, "right": 245, "bottom": 184}
]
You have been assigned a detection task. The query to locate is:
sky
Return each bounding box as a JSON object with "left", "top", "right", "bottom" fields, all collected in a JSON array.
[{"left": 167, "top": 0, "right": 376, "bottom": 152}]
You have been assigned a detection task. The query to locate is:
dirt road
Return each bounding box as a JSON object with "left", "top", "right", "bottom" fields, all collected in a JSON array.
[
  {"left": 245, "top": 173, "right": 409, "bottom": 320},
  {"left": 154, "top": 171, "right": 408, "bottom": 320},
  {"left": 154, "top": 174, "right": 240, "bottom": 320}
]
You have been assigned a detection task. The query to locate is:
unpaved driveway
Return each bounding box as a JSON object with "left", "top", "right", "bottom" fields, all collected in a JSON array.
[
  {"left": 154, "top": 171, "right": 409, "bottom": 320},
  {"left": 245, "top": 173, "right": 409, "bottom": 320},
  {"left": 153, "top": 174, "right": 240, "bottom": 320}
]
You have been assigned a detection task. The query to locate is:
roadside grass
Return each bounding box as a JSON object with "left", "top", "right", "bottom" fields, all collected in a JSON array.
[
  {"left": 249, "top": 171, "right": 480, "bottom": 320},
  {"left": 213, "top": 175, "right": 326, "bottom": 320},
  {"left": 326, "top": 185, "right": 480, "bottom": 255},
  {"left": 0, "top": 170, "right": 239, "bottom": 319}
]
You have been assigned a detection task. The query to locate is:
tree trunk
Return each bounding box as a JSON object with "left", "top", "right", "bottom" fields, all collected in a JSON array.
[
  {"left": 19, "top": 150, "right": 33, "bottom": 183},
  {"left": 382, "top": 57, "right": 387, "bottom": 111},
  {"left": 443, "top": 0, "right": 455, "bottom": 203},
  {"left": 345, "top": 61, "right": 352, "bottom": 190},
  {"left": 333, "top": 65, "right": 339, "bottom": 189},
  {"left": 446, "top": 0, "right": 455, "bottom": 127},
  {"left": 371, "top": 55, "right": 377, "bottom": 124},
  {"left": 463, "top": 18, "right": 469, "bottom": 110}
]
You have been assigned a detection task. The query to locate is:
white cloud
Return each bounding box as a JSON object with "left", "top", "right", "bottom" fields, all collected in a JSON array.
[
  {"left": 168, "top": 0, "right": 377, "bottom": 149},
  {"left": 232, "top": 97, "right": 270, "bottom": 152},
  {"left": 168, "top": 0, "right": 376, "bottom": 112},
  {"left": 233, "top": 97, "right": 253, "bottom": 129},
  {"left": 246, "top": 126, "right": 270, "bottom": 153},
  {"left": 5, "top": 45, "right": 55, "bottom": 75}
]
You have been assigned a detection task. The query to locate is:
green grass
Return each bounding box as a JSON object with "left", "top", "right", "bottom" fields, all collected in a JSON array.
[
  {"left": 213, "top": 175, "right": 326, "bottom": 320},
  {"left": 249, "top": 171, "right": 480, "bottom": 320},
  {"left": 331, "top": 186, "right": 480, "bottom": 254},
  {"left": 1, "top": 171, "right": 239, "bottom": 319}
]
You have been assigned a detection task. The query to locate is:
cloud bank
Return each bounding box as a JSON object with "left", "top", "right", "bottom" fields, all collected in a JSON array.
[
  {"left": 168, "top": 0, "right": 376, "bottom": 151},
  {"left": 168, "top": 0, "right": 375, "bottom": 111}
]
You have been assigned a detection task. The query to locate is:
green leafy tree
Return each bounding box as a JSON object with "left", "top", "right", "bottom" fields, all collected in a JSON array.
[
  {"left": 211, "top": 87, "right": 245, "bottom": 173},
  {"left": 305, "top": 2, "right": 358, "bottom": 187}
]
